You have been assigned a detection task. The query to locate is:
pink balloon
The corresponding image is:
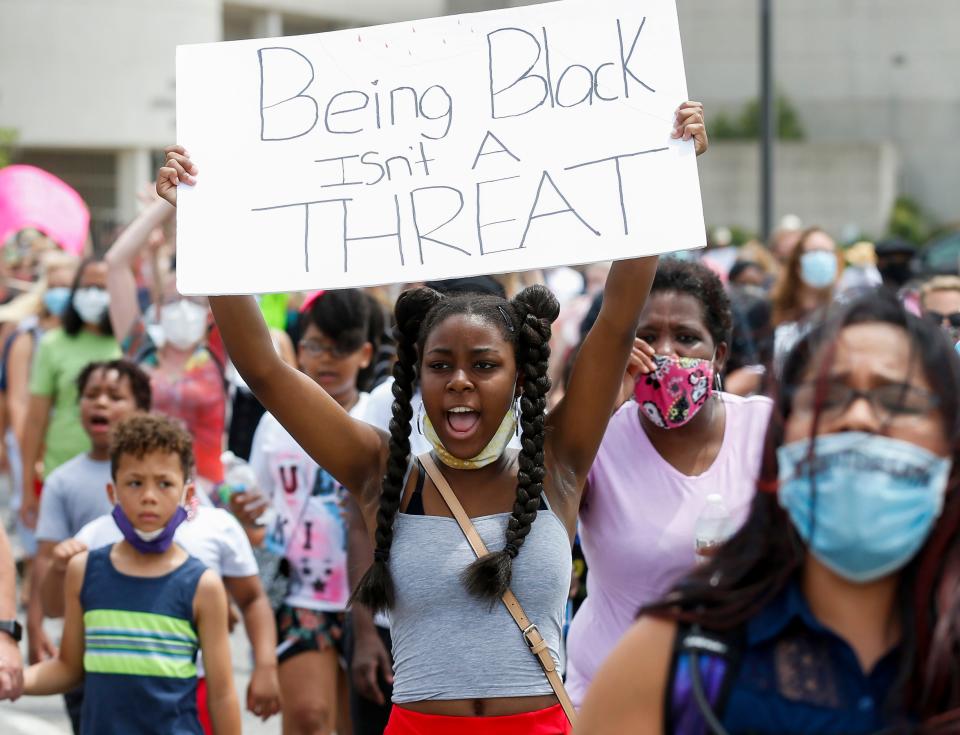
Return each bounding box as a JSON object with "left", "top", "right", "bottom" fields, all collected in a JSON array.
[{"left": 0, "top": 164, "right": 90, "bottom": 256}]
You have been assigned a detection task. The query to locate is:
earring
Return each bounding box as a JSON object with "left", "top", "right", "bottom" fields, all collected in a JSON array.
[
  {"left": 715, "top": 371, "right": 724, "bottom": 393},
  {"left": 416, "top": 403, "right": 424, "bottom": 435},
  {"left": 513, "top": 398, "right": 521, "bottom": 436}
]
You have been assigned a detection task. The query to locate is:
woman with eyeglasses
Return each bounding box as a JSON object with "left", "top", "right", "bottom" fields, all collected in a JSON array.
[
  {"left": 579, "top": 288, "right": 960, "bottom": 734},
  {"left": 244, "top": 289, "right": 381, "bottom": 735}
]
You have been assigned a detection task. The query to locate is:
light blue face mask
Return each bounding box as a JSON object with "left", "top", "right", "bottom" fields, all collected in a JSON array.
[
  {"left": 43, "top": 287, "right": 71, "bottom": 317},
  {"left": 777, "top": 431, "right": 951, "bottom": 584},
  {"left": 799, "top": 250, "right": 838, "bottom": 289}
]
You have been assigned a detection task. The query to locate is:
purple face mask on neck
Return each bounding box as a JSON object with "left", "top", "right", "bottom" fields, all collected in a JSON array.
[{"left": 111, "top": 504, "right": 188, "bottom": 554}]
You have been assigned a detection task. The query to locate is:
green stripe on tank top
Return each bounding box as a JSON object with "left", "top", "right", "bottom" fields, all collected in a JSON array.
[
  {"left": 83, "top": 649, "right": 197, "bottom": 678},
  {"left": 84, "top": 609, "right": 197, "bottom": 641},
  {"left": 83, "top": 609, "right": 198, "bottom": 679}
]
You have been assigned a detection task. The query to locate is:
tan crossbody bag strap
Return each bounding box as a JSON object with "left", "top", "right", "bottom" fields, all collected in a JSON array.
[{"left": 417, "top": 453, "right": 578, "bottom": 727}]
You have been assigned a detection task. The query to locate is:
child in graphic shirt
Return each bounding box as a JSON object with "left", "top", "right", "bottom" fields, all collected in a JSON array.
[
  {"left": 246, "top": 289, "right": 381, "bottom": 735},
  {"left": 23, "top": 414, "right": 240, "bottom": 735}
]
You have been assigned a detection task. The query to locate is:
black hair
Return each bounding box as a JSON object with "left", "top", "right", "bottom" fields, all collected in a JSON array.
[
  {"left": 424, "top": 275, "right": 507, "bottom": 299},
  {"left": 578, "top": 259, "right": 733, "bottom": 349},
  {"left": 297, "top": 289, "right": 382, "bottom": 391},
  {"left": 726, "top": 285, "right": 774, "bottom": 374},
  {"left": 61, "top": 258, "right": 113, "bottom": 338},
  {"left": 728, "top": 260, "right": 763, "bottom": 284},
  {"left": 352, "top": 284, "right": 559, "bottom": 612},
  {"left": 643, "top": 289, "right": 960, "bottom": 728},
  {"left": 76, "top": 359, "right": 152, "bottom": 412},
  {"left": 649, "top": 257, "right": 732, "bottom": 348}
]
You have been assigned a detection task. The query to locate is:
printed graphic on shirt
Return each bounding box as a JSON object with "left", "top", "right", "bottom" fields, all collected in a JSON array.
[{"left": 264, "top": 451, "right": 349, "bottom": 610}]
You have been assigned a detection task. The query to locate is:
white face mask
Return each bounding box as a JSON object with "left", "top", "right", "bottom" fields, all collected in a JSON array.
[
  {"left": 159, "top": 300, "right": 208, "bottom": 351},
  {"left": 134, "top": 525, "right": 166, "bottom": 542},
  {"left": 72, "top": 287, "right": 110, "bottom": 325}
]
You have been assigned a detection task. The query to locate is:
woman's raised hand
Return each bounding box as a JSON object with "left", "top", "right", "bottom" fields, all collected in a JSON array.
[
  {"left": 670, "top": 101, "right": 708, "bottom": 156},
  {"left": 156, "top": 145, "right": 198, "bottom": 207},
  {"left": 617, "top": 338, "right": 657, "bottom": 407}
]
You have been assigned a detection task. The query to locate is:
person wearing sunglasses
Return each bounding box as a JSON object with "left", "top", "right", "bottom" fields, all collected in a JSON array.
[
  {"left": 579, "top": 289, "right": 960, "bottom": 734},
  {"left": 920, "top": 276, "right": 960, "bottom": 344}
]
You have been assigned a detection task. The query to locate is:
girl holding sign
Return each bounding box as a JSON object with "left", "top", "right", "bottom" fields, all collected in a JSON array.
[{"left": 158, "top": 101, "right": 707, "bottom": 734}]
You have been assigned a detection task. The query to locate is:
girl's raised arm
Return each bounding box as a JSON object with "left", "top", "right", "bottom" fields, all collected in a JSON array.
[
  {"left": 547, "top": 101, "right": 707, "bottom": 488},
  {"left": 157, "top": 147, "right": 386, "bottom": 499},
  {"left": 547, "top": 255, "right": 658, "bottom": 481},
  {"left": 104, "top": 195, "right": 174, "bottom": 343}
]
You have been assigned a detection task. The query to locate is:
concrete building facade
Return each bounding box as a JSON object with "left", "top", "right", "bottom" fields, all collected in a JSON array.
[
  {"left": 1, "top": 0, "right": 957, "bottom": 241},
  {"left": 0, "top": 0, "right": 443, "bottom": 240}
]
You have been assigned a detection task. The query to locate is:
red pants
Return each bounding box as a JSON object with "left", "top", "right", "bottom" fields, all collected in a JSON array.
[
  {"left": 196, "top": 677, "right": 212, "bottom": 735},
  {"left": 385, "top": 704, "right": 571, "bottom": 734}
]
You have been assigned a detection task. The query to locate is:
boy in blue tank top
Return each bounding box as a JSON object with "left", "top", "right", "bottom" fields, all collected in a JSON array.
[{"left": 23, "top": 414, "right": 241, "bottom": 735}]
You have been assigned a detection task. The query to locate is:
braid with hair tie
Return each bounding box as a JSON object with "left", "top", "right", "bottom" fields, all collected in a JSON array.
[
  {"left": 461, "top": 285, "right": 559, "bottom": 603},
  {"left": 352, "top": 288, "right": 443, "bottom": 613}
]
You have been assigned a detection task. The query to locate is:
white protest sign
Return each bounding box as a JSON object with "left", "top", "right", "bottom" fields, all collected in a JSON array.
[{"left": 175, "top": 0, "right": 704, "bottom": 295}]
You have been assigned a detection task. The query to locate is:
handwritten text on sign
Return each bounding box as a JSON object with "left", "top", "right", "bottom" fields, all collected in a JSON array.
[{"left": 175, "top": 0, "right": 704, "bottom": 294}]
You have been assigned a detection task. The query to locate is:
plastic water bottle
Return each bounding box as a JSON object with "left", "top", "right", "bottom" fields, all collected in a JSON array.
[
  {"left": 694, "top": 494, "right": 731, "bottom": 565},
  {"left": 217, "top": 451, "right": 259, "bottom": 507}
]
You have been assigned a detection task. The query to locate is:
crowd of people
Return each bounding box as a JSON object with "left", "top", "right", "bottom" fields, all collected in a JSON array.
[{"left": 0, "top": 96, "right": 956, "bottom": 735}]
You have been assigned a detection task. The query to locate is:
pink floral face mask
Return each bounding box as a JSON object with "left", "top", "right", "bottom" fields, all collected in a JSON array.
[{"left": 633, "top": 355, "right": 714, "bottom": 429}]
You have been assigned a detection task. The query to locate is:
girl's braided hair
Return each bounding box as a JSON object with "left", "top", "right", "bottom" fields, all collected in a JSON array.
[{"left": 352, "top": 284, "right": 559, "bottom": 612}]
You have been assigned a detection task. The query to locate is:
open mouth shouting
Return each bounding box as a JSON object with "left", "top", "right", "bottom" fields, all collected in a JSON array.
[
  {"left": 446, "top": 405, "right": 481, "bottom": 440},
  {"left": 87, "top": 413, "right": 112, "bottom": 435}
]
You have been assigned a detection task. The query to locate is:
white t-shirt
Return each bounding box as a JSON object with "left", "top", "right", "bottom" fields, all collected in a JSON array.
[
  {"left": 36, "top": 454, "right": 113, "bottom": 543},
  {"left": 75, "top": 506, "right": 258, "bottom": 579},
  {"left": 365, "top": 380, "right": 431, "bottom": 456},
  {"left": 249, "top": 393, "right": 371, "bottom": 613}
]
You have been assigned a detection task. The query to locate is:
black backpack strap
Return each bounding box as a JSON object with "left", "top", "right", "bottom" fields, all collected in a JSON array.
[{"left": 664, "top": 621, "right": 744, "bottom": 735}]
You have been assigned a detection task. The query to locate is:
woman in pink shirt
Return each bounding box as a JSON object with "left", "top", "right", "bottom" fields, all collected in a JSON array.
[{"left": 566, "top": 258, "right": 773, "bottom": 707}]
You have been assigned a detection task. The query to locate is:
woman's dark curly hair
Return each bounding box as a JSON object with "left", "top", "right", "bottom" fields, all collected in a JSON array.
[
  {"left": 62, "top": 258, "right": 113, "bottom": 338},
  {"left": 650, "top": 257, "right": 732, "bottom": 347},
  {"left": 353, "top": 284, "right": 560, "bottom": 612}
]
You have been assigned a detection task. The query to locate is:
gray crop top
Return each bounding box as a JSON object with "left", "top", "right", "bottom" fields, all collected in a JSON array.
[{"left": 388, "top": 495, "right": 572, "bottom": 703}]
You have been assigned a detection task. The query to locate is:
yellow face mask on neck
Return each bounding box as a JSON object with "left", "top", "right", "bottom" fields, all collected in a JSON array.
[{"left": 423, "top": 406, "right": 517, "bottom": 470}]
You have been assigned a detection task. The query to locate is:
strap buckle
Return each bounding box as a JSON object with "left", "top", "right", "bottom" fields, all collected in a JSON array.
[{"left": 522, "top": 623, "right": 541, "bottom": 650}]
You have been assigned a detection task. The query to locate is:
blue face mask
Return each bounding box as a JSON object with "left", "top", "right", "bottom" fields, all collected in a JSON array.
[
  {"left": 43, "top": 287, "right": 71, "bottom": 317},
  {"left": 799, "top": 250, "right": 838, "bottom": 289},
  {"left": 778, "top": 431, "right": 951, "bottom": 584}
]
